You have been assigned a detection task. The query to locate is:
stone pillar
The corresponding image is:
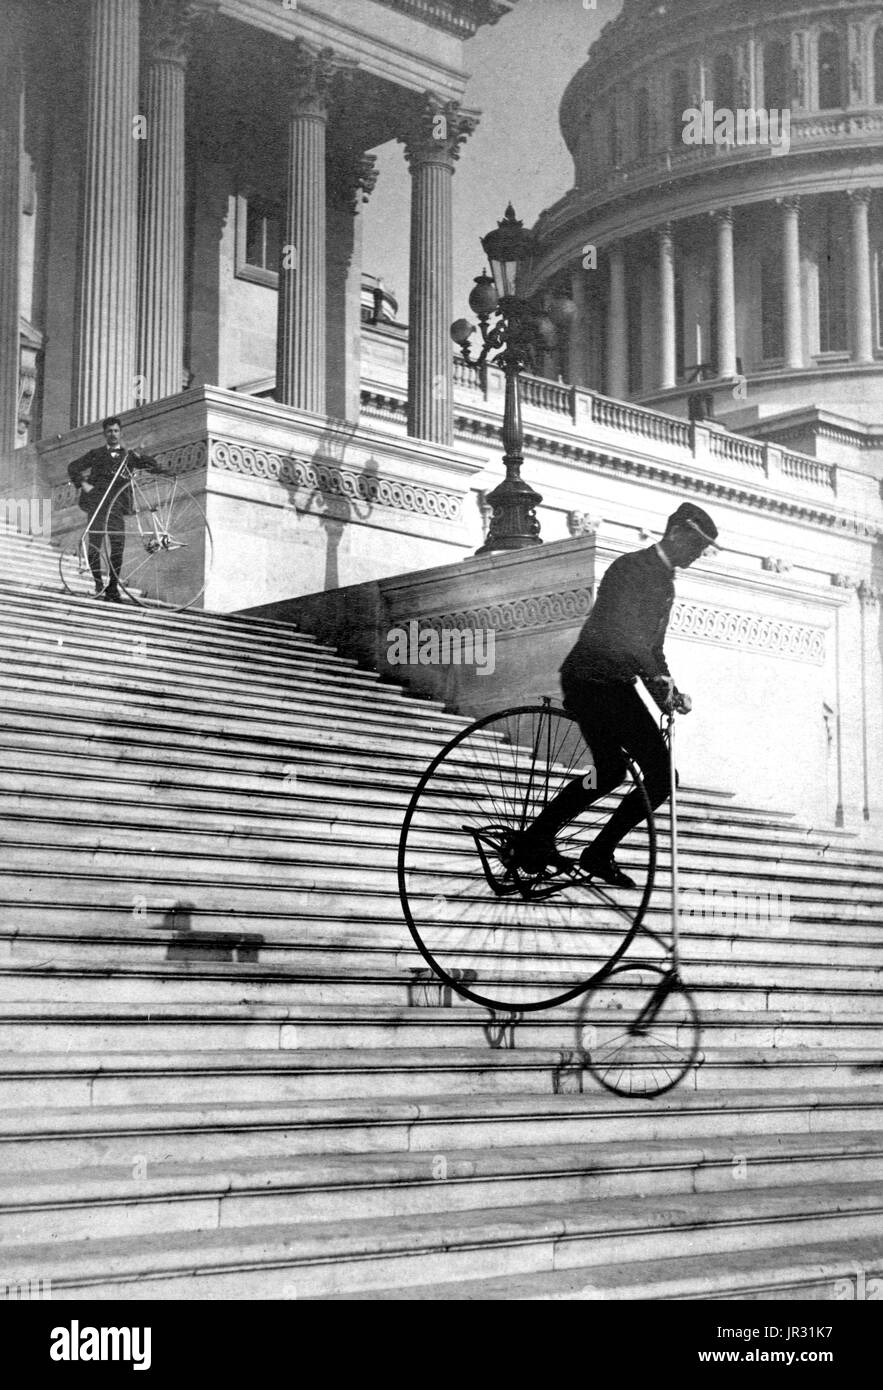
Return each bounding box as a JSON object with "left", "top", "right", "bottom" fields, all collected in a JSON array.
[
  {"left": 782, "top": 197, "right": 803, "bottom": 369},
  {"left": 568, "top": 267, "right": 589, "bottom": 387},
  {"left": 0, "top": 7, "right": 23, "bottom": 458},
  {"left": 74, "top": 0, "right": 141, "bottom": 426},
  {"left": 401, "top": 97, "right": 478, "bottom": 445},
  {"left": 276, "top": 42, "right": 344, "bottom": 415},
  {"left": 658, "top": 223, "right": 676, "bottom": 390},
  {"left": 326, "top": 146, "right": 378, "bottom": 422},
  {"left": 849, "top": 189, "right": 873, "bottom": 365},
  {"left": 606, "top": 243, "right": 628, "bottom": 397},
  {"left": 137, "top": 1, "right": 209, "bottom": 404},
  {"left": 714, "top": 207, "right": 737, "bottom": 378}
]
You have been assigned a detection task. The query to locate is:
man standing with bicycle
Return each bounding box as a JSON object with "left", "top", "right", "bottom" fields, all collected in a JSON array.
[
  {"left": 519, "top": 501, "right": 718, "bottom": 886},
  {"left": 67, "top": 417, "right": 164, "bottom": 602}
]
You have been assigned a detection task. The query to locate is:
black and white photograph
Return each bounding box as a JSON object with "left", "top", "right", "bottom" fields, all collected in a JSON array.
[{"left": 1, "top": 0, "right": 882, "bottom": 1329}]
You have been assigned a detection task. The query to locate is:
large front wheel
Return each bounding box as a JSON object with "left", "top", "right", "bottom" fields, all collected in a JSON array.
[
  {"left": 105, "top": 474, "right": 212, "bottom": 611},
  {"left": 398, "top": 703, "right": 656, "bottom": 1013}
]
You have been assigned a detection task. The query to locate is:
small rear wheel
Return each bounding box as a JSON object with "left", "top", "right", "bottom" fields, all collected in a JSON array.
[{"left": 578, "top": 963, "right": 701, "bottom": 1097}]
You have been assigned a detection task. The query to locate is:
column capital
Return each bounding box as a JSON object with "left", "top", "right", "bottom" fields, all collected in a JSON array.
[
  {"left": 400, "top": 94, "right": 480, "bottom": 169},
  {"left": 711, "top": 206, "right": 734, "bottom": 227},
  {"left": 779, "top": 195, "right": 801, "bottom": 214},
  {"left": 327, "top": 144, "right": 379, "bottom": 214},
  {"left": 657, "top": 222, "right": 674, "bottom": 247},
  {"left": 857, "top": 579, "right": 880, "bottom": 609},
  {"left": 848, "top": 187, "right": 873, "bottom": 209},
  {"left": 142, "top": 0, "right": 218, "bottom": 67},
  {"left": 277, "top": 39, "right": 354, "bottom": 119}
]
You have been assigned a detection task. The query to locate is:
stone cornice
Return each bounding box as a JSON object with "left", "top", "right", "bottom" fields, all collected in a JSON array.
[
  {"left": 360, "top": 386, "right": 883, "bottom": 539},
  {"left": 372, "top": 0, "right": 516, "bottom": 38}
]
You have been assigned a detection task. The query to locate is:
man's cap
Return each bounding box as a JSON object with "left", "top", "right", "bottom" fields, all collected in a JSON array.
[{"left": 666, "top": 502, "right": 718, "bottom": 544}]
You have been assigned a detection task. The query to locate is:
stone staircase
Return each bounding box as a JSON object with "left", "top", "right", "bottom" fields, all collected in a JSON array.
[{"left": 1, "top": 519, "right": 883, "bottom": 1300}]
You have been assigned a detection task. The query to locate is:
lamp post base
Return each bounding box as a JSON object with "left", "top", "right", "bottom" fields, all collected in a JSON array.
[{"left": 476, "top": 466, "right": 543, "bottom": 554}]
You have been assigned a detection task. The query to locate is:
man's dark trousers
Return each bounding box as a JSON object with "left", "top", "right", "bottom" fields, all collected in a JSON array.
[
  {"left": 532, "top": 675, "right": 674, "bottom": 857},
  {"left": 85, "top": 496, "right": 127, "bottom": 591}
]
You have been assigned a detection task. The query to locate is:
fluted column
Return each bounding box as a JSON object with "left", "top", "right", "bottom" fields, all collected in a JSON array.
[
  {"left": 137, "top": 2, "right": 208, "bottom": 403},
  {"left": 74, "top": 0, "right": 140, "bottom": 426},
  {"left": 714, "top": 207, "right": 737, "bottom": 378},
  {"left": 0, "top": 7, "right": 23, "bottom": 458},
  {"left": 849, "top": 189, "right": 873, "bottom": 365},
  {"left": 782, "top": 197, "right": 803, "bottom": 369},
  {"left": 569, "top": 267, "right": 589, "bottom": 387},
  {"left": 401, "top": 98, "right": 478, "bottom": 445},
  {"left": 607, "top": 243, "right": 628, "bottom": 397},
  {"left": 326, "top": 145, "right": 378, "bottom": 421},
  {"left": 276, "top": 42, "right": 343, "bottom": 414},
  {"left": 658, "top": 224, "right": 676, "bottom": 390}
]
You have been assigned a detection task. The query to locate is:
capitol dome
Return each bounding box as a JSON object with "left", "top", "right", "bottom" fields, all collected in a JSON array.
[{"left": 529, "top": 0, "right": 883, "bottom": 459}]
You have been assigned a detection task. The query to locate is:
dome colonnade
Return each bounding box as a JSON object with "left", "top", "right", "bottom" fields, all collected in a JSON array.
[{"left": 530, "top": 0, "right": 883, "bottom": 425}]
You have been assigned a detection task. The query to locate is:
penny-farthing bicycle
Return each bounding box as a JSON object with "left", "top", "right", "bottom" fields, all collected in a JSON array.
[
  {"left": 59, "top": 455, "right": 212, "bottom": 611},
  {"left": 398, "top": 698, "right": 701, "bottom": 1097}
]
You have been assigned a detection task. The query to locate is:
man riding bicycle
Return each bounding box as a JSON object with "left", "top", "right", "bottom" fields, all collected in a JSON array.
[
  {"left": 518, "top": 501, "right": 718, "bottom": 886},
  {"left": 67, "top": 416, "right": 164, "bottom": 602}
]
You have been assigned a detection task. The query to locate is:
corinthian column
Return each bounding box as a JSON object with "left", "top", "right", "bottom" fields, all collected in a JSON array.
[
  {"left": 326, "top": 144, "right": 378, "bottom": 421},
  {"left": 74, "top": 0, "right": 140, "bottom": 426},
  {"left": 849, "top": 189, "right": 873, "bottom": 365},
  {"left": 401, "top": 97, "right": 479, "bottom": 445},
  {"left": 137, "top": 1, "right": 212, "bottom": 403},
  {"left": 781, "top": 197, "right": 803, "bottom": 369},
  {"left": 607, "top": 243, "right": 628, "bottom": 397},
  {"left": 276, "top": 42, "right": 345, "bottom": 415},
  {"left": 714, "top": 207, "right": 737, "bottom": 378},
  {"left": 0, "top": 7, "right": 23, "bottom": 458},
  {"left": 658, "top": 224, "right": 676, "bottom": 390}
]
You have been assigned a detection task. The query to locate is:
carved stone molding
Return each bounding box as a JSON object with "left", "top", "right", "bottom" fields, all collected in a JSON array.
[
  {"left": 209, "top": 439, "right": 462, "bottom": 521},
  {"left": 567, "top": 511, "right": 600, "bottom": 538},
  {"left": 670, "top": 601, "right": 826, "bottom": 664},
  {"left": 400, "top": 94, "right": 480, "bottom": 168},
  {"left": 422, "top": 587, "right": 593, "bottom": 637},
  {"left": 761, "top": 556, "right": 791, "bottom": 574},
  {"left": 327, "top": 145, "right": 379, "bottom": 214},
  {"left": 372, "top": 0, "right": 513, "bottom": 37},
  {"left": 276, "top": 40, "right": 353, "bottom": 119},
  {"left": 142, "top": 0, "right": 217, "bottom": 66}
]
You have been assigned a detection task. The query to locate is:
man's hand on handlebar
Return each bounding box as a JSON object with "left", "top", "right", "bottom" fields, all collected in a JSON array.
[
  {"left": 673, "top": 691, "right": 692, "bottom": 715},
  {"left": 647, "top": 675, "right": 692, "bottom": 715}
]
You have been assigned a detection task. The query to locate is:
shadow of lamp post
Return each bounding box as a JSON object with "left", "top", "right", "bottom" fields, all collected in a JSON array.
[{"left": 451, "top": 204, "right": 574, "bottom": 554}]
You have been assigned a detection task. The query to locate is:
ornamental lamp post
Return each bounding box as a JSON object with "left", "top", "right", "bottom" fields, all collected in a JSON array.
[{"left": 450, "top": 204, "right": 573, "bottom": 554}]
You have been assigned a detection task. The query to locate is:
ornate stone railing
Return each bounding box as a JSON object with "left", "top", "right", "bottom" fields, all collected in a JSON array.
[
  {"left": 590, "top": 394, "right": 692, "bottom": 447},
  {"left": 781, "top": 450, "right": 837, "bottom": 490},
  {"left": 707, "top": 429, "right": 767, "bottom": 472},
  {"left": 521, "top": 375, "right": 573, "bottom": 415}
]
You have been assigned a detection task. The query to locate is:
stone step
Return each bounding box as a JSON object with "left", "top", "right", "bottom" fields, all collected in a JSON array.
[
  {"left": 0, "top": 1002, "right": 881, "bottom": 1054},
  {"left": 2, "top": 1086, "right": 879, "bottom": 1167},
  {"left": 7, "top": 1181, "right": 883, "bottom": 1299},
  {"left": 2, "top": 962, "right": 874, "bottom": 1016},
  {"left": 0, "top": 772, "right": 873, "bottom": 872},
  {"left": 330, "top": 1233, "right": 883, "bottom": 1300},
  {"left": 1, "top": 1130, "right": 880, "bottom": 1249},
  {"left": 0, "top": 1046, "right": 879, "bottom": 1111},
  {"left": 0, "top": 674, "right": 475, "bottom": 753},
  {"left": 0, "top": 633, "right": 464, "bottom": 721},
  {"left": 0, "top": 822, "right": 878, "bottom": 911},
  {"left": 3, "top": 907, "right": 881, "bottom": 970}
]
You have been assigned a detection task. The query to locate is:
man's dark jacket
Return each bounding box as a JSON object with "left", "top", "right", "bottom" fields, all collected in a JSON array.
[
  {"left": 68, "top": 447, "right": 162, "bottom": 516},
  {"left": 562, "top": 545, "right": 675, "bottom": 690}
]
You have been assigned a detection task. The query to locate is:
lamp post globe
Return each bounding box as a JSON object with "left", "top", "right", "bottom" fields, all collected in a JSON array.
[{"left": 452, "top": 205, "right": 545, "bottom": 554}]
